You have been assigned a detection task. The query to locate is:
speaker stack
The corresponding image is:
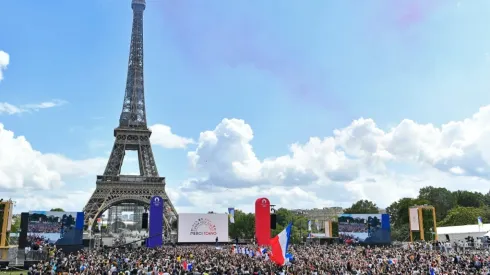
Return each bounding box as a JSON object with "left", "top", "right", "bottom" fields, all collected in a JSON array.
[
  {"left": 142, "top": 213, "right": 149, "bottom": 229},
  {"left": 270, "top": 213, "right": 277, "bottom": 229},
  {"left": 18, "top": 212, "right": 29, "bottom": 249}
]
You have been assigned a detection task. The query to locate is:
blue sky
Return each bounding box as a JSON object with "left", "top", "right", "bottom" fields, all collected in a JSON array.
[{"left": 1, "top": 0, "right": 490, "bottom": 213}]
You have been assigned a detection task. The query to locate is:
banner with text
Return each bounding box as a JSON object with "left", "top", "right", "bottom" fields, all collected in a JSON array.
[{"left": 178, "top": 213, "right": 229, "bottom": 243}]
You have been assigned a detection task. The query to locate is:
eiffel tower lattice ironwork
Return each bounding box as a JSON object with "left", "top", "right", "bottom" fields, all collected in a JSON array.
[{"left": 83, "top": 0, "right": 177, "bottom": 238}]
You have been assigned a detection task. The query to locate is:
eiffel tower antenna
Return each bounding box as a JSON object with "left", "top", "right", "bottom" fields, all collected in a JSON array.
[{"left": 83, "top": 0, "right": 178, "bottom": 240}]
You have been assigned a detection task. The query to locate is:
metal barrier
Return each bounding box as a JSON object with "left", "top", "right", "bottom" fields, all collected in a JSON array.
[
  {"left": 25, "top": 250, "right": 48, "bottom": 261},
  {"left": 6, "top": 247, "right": 18, "bottom": 261}
]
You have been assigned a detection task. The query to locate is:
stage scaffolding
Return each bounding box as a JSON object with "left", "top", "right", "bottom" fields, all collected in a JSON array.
[{"left": 106, "top": 203, "right": 146, "bottom": 234}]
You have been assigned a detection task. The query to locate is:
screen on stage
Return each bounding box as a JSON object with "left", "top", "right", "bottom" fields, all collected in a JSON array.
[
  {"left": 26, "top": 211, "right": 84, "bottom": 245},
  {"left": 338, "top": 214, "right": 391, "bottom": 245},
  {"left": 178, "top": 213, "right": 229, "bottom": 243}
]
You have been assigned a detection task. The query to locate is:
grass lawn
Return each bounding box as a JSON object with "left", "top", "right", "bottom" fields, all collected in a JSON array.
[{"left": 0, "top": 272, "right": 26, "bottom": 275}]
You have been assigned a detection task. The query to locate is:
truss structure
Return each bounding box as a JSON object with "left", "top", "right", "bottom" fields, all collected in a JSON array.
[{"left": 83, "top": 0, "right": 178, "bottom": 240}]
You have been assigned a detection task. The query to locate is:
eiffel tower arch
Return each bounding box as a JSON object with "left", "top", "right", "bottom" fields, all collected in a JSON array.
[{"left": 83, "top": 0, "right": 178, "bottom": 240}]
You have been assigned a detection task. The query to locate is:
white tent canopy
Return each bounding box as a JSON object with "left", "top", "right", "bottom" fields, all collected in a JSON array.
[
  {"left": 436, "top": 223, "right": 490, "bottom": 242},
  {"left": 437, "top": 223, "right": 490, "bottom": 235}
]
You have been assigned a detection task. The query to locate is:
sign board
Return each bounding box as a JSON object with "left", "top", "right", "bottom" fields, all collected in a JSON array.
[{"left": 178, "top": 213, "right": 228, "bottom": 243}]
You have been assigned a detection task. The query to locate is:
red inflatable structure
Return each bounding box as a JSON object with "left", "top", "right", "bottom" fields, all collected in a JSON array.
[{"left": 254, "top": 197, "right": 271, "bottom": 246}]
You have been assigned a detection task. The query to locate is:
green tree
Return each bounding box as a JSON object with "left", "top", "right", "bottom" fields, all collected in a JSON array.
[
  {"left": 331, "top": 221, "right": 339, "bottom": 237},
  {"left": 453, "top": 190, "right": 485, "bottom": 208},
  {"left": 10, "top": 216, "right": 21, "bottom": 233},
  {"left": 386, "top": 198, "right": 429, "bottom": 227},
  {"left": 270, "top": 208, "right": 309, "bottom": 244},
  {"left": 484, "top": 190, "right": 490, "bottom": 206},
  {"left": 228, "top": 209, "right": 255, "bottom": 239},
  {"left": 418, "top": 186, "right": 455, "bottom": 221},
  {"left": 440, "top": 206, "right": 490, "bottom": 226},
  {"left": 386, "top": 197, "right": 429, "bottom": 241},
  {"left": 274, "top": 208, "right": 295, "bottom": 226},
  {"left": 50, "top": 208, "right": 65, "bottom": 212},
  {"left": 344, "top": 200, "right": 379, "bottom": 214}
]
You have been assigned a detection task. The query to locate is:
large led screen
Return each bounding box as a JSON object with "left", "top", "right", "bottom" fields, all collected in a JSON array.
[
  {"left": 338, "top": 214, "right": 391, "bottom": 245},
  {"left": 26, "top": 211, "right": 84, "bottom": 245}
]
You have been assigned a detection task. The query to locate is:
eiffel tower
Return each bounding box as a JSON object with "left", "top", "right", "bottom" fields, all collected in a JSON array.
[{"left": 83, "top": 0, "right": 177, "bottom": 239}]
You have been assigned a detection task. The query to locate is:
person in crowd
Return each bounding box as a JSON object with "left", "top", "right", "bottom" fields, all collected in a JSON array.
[{"left": 20, "top": 240, "right": 490, "bottom": 274}]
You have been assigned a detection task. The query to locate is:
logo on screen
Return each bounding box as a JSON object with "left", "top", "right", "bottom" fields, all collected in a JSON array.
[{"left": 189, "top": 218, "right": 217, "bottom": 236}]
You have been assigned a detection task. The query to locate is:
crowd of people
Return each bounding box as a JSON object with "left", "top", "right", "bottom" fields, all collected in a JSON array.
[
  {"left": 28, "top": 222, "right": 61, "bottom": 233},
  {"left": 19, "top": 240, "right": 490, "bottom": 274},
  {"left": 338, "top": 223, "right": 369, "bottom": 233}
]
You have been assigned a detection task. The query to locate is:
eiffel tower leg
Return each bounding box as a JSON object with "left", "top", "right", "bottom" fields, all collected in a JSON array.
[
  {"left": 104, "top": 141, "right": 126, "bottom": 176},
  {"left": 83, "top": 185, "right": 110, "bottom": 227},
  {"left": 139, "top": 143, "right": 159, "bottom": 177}
]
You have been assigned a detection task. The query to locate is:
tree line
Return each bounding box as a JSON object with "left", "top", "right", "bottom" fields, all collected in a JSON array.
[
  {"left": 386, "top": 187, "right": 490, "bottom": 241},
  {"left": 229, "top": 186, "right": 490, "bottom": 242}
]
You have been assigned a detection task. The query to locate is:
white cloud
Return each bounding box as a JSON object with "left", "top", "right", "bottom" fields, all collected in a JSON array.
[
  {"left": 0, "top": 102, "right": 21, "bottom": 115},
  {"left": 5, "top": 105, "right": 490, "bottom": 214},
  {"left": 21, "top": 99, "right": 67, "bottom": 111},
  {"left": 181, "top": 106, "right": 490, "bottom": 212},
  {"left": 0, "top": 99, "right": 67, "bottom": 115},
  {"left": 0, "top": 50, "right": 9, "bottom": 82},
  {"left": 8, "top": 189, "right": 95, "bottom": 213},
  {"left": 150, "top": 124, "right": 194, "bottom": 149},
  {"left": 0, "top": 123, "right": 105, "bottom": 191}
]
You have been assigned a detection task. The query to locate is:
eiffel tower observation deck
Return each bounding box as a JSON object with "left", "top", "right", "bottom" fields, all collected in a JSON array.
[{"left": 83, "top": 0, "right": 178, "bottom": 240}]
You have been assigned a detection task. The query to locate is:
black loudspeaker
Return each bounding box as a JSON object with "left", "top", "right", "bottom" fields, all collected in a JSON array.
[
  {"left": 18, "top": 212, "right": 29, "bottom": 248},
  {"left": 82, "top": 239, "right": 94, "bottom": 248},
  {"left": 142, "top": 213, "right": 148, "bottom": 229},
  {"left": 270, "top": 213, "right": 277, "bottom": 229},
  {"left": 446, "top": 234, "right": 450, "bottom": 242}
]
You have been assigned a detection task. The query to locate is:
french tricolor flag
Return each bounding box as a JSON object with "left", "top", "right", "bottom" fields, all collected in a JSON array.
[{"left": 269, "top": 222, "right": 292, "bottom": 266}]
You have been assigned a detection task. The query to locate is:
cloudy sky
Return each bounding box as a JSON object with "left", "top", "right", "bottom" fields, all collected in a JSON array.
[{"left": 1, "top": 0, "right": 490, "bottom": 213}]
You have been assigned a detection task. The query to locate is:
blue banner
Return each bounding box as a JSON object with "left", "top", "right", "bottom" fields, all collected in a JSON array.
[{"left": 147, "top": 196, "right": 164, "bottom": 248}]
